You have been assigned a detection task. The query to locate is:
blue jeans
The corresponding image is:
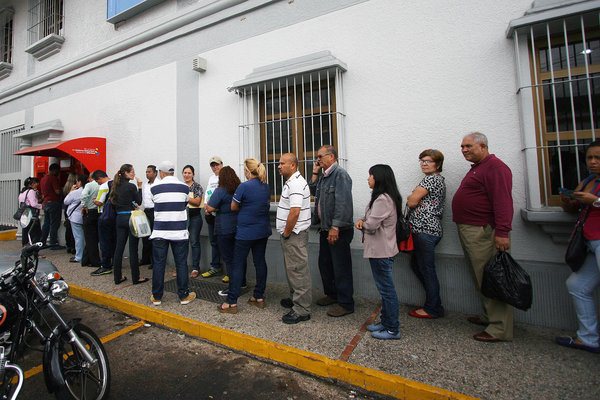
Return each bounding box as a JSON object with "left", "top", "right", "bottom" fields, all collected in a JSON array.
[
  {"left": 207, "top": 221, "right": 222, "bottom": 270},
  {"left": 188, "top": 212, "right": 203, "bottom": 270},
  {"left": 216, "top": 233, "right": 246, "bottom": 284},
  {"left": 71, "top": 222, "right": 85, "bottom": 262},
  {"left": 227, "top": 237, "right": 268, "bottom": 305},
  {"left": 566, "top": 239, "right": 600, "bottom": 348},
  {"left": 369, "top": 257, "right": 399, "bottom": 333},
  {"left": 410, "top": 232, "right": 444, "bottom": 317},
  {"left": 318, "top": 229, "right": 354, "bottom": 311},
  {"left": 41, "top": 201, "right": 62, "bottom": 245},
  {"left": 113, "top": 213, "right": 140, "bottom": 283},
  {"left": 98, "top": 219, "right": 116, "bottom": 269},
  {"left": 152, "top": 239, "right": 190, "bottom": 300}
]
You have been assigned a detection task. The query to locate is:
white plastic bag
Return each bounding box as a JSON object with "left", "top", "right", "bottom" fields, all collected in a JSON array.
[{"left": 129, "top": 209, "right": 151, "bottom": 238}]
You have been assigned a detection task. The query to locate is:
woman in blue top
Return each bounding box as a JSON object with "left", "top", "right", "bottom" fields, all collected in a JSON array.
[
  {"left": 205, "top": 166, "right": 246, "bottom": 295},
  {"left": 218, "top": 159, "right": 272, "bottom": 313}
]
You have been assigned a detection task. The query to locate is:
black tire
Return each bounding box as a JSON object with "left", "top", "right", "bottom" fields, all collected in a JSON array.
[{"left": 54, "top": 323, "right": 111, "bottom": 400}]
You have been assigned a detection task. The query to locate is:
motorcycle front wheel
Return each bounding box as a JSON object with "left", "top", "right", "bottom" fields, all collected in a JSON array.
[{"left": 54, "top": 323, "right": 111, "bottom": 400}]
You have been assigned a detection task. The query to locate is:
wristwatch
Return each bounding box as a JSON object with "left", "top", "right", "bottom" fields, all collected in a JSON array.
[{"left": 593, "top": 197, "right": 600, "bottom": 208}]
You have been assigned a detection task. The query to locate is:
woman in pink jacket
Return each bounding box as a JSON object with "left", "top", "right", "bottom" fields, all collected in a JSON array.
[
  {"left": 355, "top": 164, "right": 401, "bottom": 340},
  {"left": 18, "top": 177, "right": 42, "bottom": 245}
]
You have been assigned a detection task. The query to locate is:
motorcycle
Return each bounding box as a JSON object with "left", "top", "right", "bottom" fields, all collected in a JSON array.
[{"left": 0, "top": 241, "right": 111, "bottom": 400}]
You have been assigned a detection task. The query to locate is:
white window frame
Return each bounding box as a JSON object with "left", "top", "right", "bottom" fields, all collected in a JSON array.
[
  {"left": 230, "top": 51, "right": 347, "bottom": 202},
  {"left": 27, "top": 0, "right": 64, "bottom": 45}
]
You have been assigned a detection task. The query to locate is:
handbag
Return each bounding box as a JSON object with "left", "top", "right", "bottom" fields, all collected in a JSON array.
[
  {"left": 398, "top": 206, "right": 414, "bottom": 252},
  {"left": 13, "top": 189, "right": 31, "bottom": 220},
  {"left": 565, "top": 177, "right": 600, "bottom": 271},
  {"left": 565, "top": 208, "right": 589, "bottom": 272}
]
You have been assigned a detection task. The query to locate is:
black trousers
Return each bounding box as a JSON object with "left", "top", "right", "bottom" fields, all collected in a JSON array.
[
  {"left": 140, "top": 208, "right": 154, "bottom": 265},
  {"left": 22, "top": 219, "right": 42, "bottom": 246},
  {"left": 82, "top": 209, "right": 101, "bottom": 267},
  {"left": 318, "top": 228, "right": 355, "bottom": 312}
]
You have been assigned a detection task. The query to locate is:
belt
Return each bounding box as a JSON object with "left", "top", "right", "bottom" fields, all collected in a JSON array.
[{"left": 116, "top": 211, "right": 132, "bottom": 215}]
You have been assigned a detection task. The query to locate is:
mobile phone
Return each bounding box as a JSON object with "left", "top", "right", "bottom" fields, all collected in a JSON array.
[{"left": 559, "top": 187, "right": 575, "bottom": 198}]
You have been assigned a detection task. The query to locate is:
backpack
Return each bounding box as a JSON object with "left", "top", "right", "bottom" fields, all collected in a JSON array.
[
  {"left": 98, "top": 181, "right": 116, "bottom": 223},
  {"left": 13, "top": 189, "right": 31, "bottom": 220}
]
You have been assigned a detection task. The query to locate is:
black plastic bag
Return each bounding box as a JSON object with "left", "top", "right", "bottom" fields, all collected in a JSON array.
[{"left": 481, "top": 252, "right": 532, "bottom": 311}]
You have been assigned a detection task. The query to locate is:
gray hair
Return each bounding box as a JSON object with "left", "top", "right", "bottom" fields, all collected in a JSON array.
[{"left": 465, "top": 132, "right": 488, "bottom": 147}]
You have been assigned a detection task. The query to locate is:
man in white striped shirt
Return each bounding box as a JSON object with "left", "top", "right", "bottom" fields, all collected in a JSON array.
[
  {"left": 276, "top": 153, "right": 312, "bottom": 324},
  {"left": 149, "top": 161, "right": 196, "bottom": 306}
]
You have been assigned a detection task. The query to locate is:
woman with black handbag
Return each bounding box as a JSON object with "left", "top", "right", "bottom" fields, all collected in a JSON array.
[
  {"left": 556, "top": 140, "right": 600, "bottom": 354},
  {"left": 18, "top": 177, "right": 42, "bottom": 245}
]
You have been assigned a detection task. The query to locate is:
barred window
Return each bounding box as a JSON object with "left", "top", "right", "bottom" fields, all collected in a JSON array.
[
  {"left": 0, "top": 125, "right": 22, "bottom": 227},
  {"left": 513, "top": 12, "right": 600, "bottom": 206},
  {"left": 231, "top": 53, "right": 346, "bottom": 202},
  {"left": 28, "top": 0, "right": 64, "bottom": 45},
  {"left": 0, "top": 126, "right": 22, "bottom": 174},
  {"left": 0, "top": 7, "right": 13, "bottom": 64}
]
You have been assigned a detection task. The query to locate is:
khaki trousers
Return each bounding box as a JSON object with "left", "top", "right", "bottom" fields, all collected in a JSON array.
[
  {"left": 457, "top": 224, "right": 514, "bottom": 340},
  {"left": 281, "top": 230, "right": 312, "bottom": 316}
]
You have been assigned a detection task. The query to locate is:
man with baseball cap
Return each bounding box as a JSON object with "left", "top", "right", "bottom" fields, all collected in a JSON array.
[
  {"left": 201, "top": 156, "right": 225, "bottom": 279},
  {"left": 149, "top": 161, "right": 196, "bottom": 306}
]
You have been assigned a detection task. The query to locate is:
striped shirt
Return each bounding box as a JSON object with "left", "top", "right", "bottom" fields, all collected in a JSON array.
[
  {"left": 150, "top": 176, "right": 189, "bottom": 241},
  {"left": 276, "top": 171, "right": 311, "bottom": 234}
]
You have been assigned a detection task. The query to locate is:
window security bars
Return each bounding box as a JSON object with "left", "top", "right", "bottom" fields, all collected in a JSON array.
[
  {"left": 233, "top": 68, "right": 346, "bottom": 201},
  {"left": 513, "top": 12, "right": 599, "bottom": 206},
  {"left": 0, "top": 8, "right": 13, "bottom": 63},
  {"left": 28, "top": 0, "right": 64, "bottom": 45},
  {"left": 0, "top": 127, "right": 22, "bottom": 174},
  {"left": 0, "top": 126, "right": 22, "bottom": 227}
]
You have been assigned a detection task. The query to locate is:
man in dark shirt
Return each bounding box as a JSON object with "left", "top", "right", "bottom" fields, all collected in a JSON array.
[
  {"left": 40, "top": 163, "right": 65, "bottom": 249},
  {"left": 452, "top": 132, "right": 514, "bottom": 342},
  {"left": 309, "top": 145, "right": 354, "bottom": 317}
]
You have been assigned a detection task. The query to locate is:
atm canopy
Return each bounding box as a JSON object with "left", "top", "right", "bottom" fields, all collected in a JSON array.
[{"left": 14, "top": 137, "right": 106, "bottom": 173}]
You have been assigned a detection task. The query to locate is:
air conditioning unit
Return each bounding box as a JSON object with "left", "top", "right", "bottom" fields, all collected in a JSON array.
[{"left": 192, "top": 56, "right": 207, "bottom": 72}]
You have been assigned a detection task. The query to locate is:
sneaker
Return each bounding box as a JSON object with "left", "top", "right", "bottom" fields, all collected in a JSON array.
[
  {"left": 201, "top": 268, "right": 221, "bottom": 278},
  {"left": 371, "top": 330, "right": 401, "bottom": 340},
  {"left": 180, "top": 291, "right": 197, "bottom": 305},
  {"left": 91, "top": 267, "right": 113, "bottom": 276},
  {"left": 366, "top": 323, "right": 385, "bottom": 332},
  {"left": 222, "top": 275, "right": 230, "bottom": 283},
  {"left": 280, "top": 298, "right": 293, "bottom": 308},
  {"left": 555, "top": 336, "right": 600, "bottom": 353},
  {"left": 150, "top": 295, "right": 162, "bottom": 306},
  {"left": 282, "top": 310, "right": 310, "bottom": 324},
  {"left": 218, "top": 288, "right": 229, "bottom": 297}
]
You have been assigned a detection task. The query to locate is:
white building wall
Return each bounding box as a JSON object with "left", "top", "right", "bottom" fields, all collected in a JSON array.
[
  {"left": 32, "top": 63, "right": 178, "bottom": 174},
  {"left": 196, "top": 0, "right": 551, "bottom": 261}
]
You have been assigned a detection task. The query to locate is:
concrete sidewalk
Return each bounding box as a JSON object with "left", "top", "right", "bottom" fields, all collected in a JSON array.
[{"left": 3, "top": 240, "right": 597, "bottom": 400}]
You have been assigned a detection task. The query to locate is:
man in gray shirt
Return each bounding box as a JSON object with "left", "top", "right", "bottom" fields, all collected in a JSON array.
[{"left": 81, "top": 172, "right": 100, "bottom": 268}]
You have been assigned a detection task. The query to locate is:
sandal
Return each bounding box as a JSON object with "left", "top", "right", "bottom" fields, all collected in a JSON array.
[
  {"left": 408, "top": 308, "right": 435, "bottom": 319},
  {"left": 190, "top": 270, "right": 200, "bottom": 279},
  {"left": 218, "top": 303, "right": 238, "bottom": 314},
  {"left": 115, "top": 277, "right": 128, "bottom": 285},
  {"left": 133, "top": 277, "right": 149, "bottom": 285},
  {"left": 248, "top": 297, "right": 266, "bottom": 309}
]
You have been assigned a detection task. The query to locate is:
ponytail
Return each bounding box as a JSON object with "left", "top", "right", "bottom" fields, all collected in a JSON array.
[
  {"left": 244, "top": 158, "right": 267, "bottom": 184},
  {"left": 110, "top": 163, "right": 133, "bottom": 204}
]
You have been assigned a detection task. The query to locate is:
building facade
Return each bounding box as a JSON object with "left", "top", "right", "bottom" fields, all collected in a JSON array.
[{"left": 0, "top": 0, "right": 598, "bottom": 329}]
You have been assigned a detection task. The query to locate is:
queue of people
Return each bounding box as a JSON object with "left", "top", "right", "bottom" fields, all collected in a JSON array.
[{"left": 16, "top": 132, "right": 599, "bottom": 351}]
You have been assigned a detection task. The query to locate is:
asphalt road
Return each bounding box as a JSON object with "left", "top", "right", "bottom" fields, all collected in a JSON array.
[{"left": 16, "top": 299, "right": 383, "bottom": 400}]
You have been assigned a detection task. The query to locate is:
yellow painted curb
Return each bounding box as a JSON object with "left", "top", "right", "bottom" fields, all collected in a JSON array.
[{"left": 70, "top": 284, "right": 478, "bottom": 400}]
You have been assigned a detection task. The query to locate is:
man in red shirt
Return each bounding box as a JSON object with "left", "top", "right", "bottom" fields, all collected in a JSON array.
[
  {"left": 452, "top": 132, "right": 514, "bottom": 342},
  {"left": 40, "top": 163, "right": 65, "bottom": 249}
]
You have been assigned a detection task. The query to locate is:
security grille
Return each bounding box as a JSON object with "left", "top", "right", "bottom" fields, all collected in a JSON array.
[
  {"left": 233, "top": 67, "right": 346, "bottom": 201},
  {"left": 513, "top": 12, "right": 599, "bottom": 206},
  {"left": 0, "top": 126, "right": 23, "bottom": 227},
  {"left": 0, "top": 7, "right": 13, "bottom": 63},
  {"left": 28, "top": 0, "right": 64, "bottom": 45}
]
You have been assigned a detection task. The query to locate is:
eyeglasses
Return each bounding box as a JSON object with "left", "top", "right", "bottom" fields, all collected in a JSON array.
[
  {"left": 316, "top": 153, "right": 332, "bottom": 159},
  {"left": 419, "top": 160, "right": 435, "bottom": 165}
]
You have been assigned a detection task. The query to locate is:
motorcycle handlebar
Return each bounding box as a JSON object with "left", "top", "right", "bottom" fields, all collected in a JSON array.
[{"left": 20, "top": 242, "right": 43, "bottom": 259}]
